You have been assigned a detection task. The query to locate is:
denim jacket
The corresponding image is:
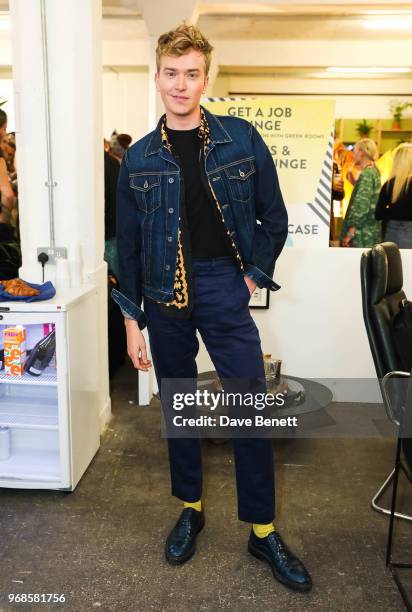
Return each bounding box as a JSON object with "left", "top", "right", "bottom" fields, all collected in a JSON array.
[{"left": 111, "top": 104, "right": 288, "bottom": 330}]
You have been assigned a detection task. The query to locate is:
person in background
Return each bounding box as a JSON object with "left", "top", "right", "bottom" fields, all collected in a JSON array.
[
  {"left": 0, "top": 109, "right": 16, "bottom": 213},
  {"left": 340, "top": 138, "right": 382, "bottom": 247},
  {"left": 334, "top": 139, "right": 356, "bottom": 186},
  {"left": 375, "top": 143, "right": 412, "bottom": 248},
  {"left": 345, "top": 158, "right": 361, "bottom": 188},
  {"left": 6, "top": 131, "right": 15, "bottom": 146},
  {"left": 329, "top": 159, "right": 345, "bottom": 242},
  {"left": 0, "top": 207, "right": 21, "bottom": 278},
  {"left": 2, "top": 137, "right": 16, "bottom": 177},
  {"left": 0, "top": 203, "right": 15, "bottom": 240},
  {"left": 0, "top": 210, "right": 21, "bottom": 278},
  {"left": 109, "top": 132, "right": 126, "bottom": 163},
  {"left": 332, "top": 162, "right": 345, "bottom": 201},
  {"left": 117, "top": 133, "right": 132, "bottom": 151},
  {"left": 104, "top": 145, "right": 120, "bottom": 277}
]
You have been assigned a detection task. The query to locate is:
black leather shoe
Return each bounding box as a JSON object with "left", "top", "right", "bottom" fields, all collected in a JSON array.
[
  {"left": 165, "top": 508, "right": 205, "bottom": 565},
  {"left": 248, "top": 529, "right": 312, "bottom": 592}
]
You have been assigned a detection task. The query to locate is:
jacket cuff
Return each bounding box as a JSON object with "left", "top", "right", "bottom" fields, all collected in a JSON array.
[
  {"left": 111, "top": 288, "right": 148, "bottom": 330},
  {"left": 244, "top": 264, "right": 281, "bottom": 291}
]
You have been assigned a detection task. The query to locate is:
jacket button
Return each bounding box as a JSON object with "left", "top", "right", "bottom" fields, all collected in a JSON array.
[
  {"left": 239, "top": 170, "right": 245, "bottom": 177},
  {"left": 168, "top": 177, "right": 174, "bottom": 183},
  {"left": 167, "top": 236, "right": 173, "bottom": 242},
  {"left": 165, "top": 264, "right": 170, "bottom": 270},
  {"left": 168, "top": 207, "right": 174, "bottom": 213}
]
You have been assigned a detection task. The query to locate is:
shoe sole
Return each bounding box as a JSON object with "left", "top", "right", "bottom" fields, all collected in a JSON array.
[
  {"left": 165, "top": 521, "right": 205, "bottom": 566},
  {"left": 248, "top": 541, "right": 312, "bottom": 593}
]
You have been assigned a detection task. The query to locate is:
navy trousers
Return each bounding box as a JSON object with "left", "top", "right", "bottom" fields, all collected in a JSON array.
[{"left": 143, "top": 256, "right": 275, "bottom": 523}]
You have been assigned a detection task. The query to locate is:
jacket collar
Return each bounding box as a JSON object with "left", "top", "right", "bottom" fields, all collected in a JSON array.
[{"left": 144, "top": 104, "right": 232, "bottom": 157}]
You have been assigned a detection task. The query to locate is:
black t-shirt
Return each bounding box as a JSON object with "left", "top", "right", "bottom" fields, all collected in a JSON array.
[
  {"left": 375, "top": 177, "right": 412, "bottom": 221},
  {"left": 165, "top": 125, "right": 234, "bottom": 259}
]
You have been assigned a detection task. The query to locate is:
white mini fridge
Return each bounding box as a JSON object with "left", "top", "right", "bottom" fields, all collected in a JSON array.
[{"left": 0, "top": 286, "right": 101, "bottom": 490}]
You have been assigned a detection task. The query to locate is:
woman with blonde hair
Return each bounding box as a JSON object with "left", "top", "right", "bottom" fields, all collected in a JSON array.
[
  {"left": 375, "top": 143, "right": 412, "bottom": 247},
  {"left": 340, "top": 138, "right": 382, "bottom": 247}
]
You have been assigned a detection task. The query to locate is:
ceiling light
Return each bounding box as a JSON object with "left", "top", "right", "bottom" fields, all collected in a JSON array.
[
  {"left": 327, "top": 67, "right": 411, "bottom": 74},
  {"left": 0, "top": 15, "right": 10, "bottom": 30},
  {"left": 364, "top": 19, "right": 412, "bottom": 29}
]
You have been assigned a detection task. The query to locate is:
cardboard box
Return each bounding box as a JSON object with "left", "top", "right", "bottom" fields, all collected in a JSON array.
[{"left": 4, "top": 325, "right": 27, "bottom": 376}]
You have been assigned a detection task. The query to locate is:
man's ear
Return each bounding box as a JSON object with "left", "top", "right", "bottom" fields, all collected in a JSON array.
[
  {"left": 203, "top": 75, "right": 209, "bottom": 94},
  {"left": 155, "top": 71, "right": 159, "bottom": 92}
]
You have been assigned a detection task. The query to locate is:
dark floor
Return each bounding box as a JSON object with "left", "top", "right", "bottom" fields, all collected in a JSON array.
[{"left": 0, "top": 360, "right": 411, "bottom": 612}]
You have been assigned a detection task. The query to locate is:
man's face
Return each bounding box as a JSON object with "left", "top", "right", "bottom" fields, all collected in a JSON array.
[{"left": 155, "top": 48, "right": 209, "bottom": 119}]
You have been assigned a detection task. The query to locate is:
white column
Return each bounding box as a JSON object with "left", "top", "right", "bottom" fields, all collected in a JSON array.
[
  {"left": 9, "top": 0, "right": 111, "bottom": 428},
  {"left": 10, "top": 0, "right": 105, "bottom": 281},
  {"left": 204, "top": 49, "right": 220, "bottom": 98},
  {"left": 147, "top": 35, "right": 164, "bottom": 130},
  {"left": 9, "top": 0, "right": 48, "bottom": 277}
]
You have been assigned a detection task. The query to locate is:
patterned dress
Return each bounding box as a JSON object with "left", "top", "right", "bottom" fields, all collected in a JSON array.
[{"left": 340, "top": 165, "right": 382, "bottom": 248}]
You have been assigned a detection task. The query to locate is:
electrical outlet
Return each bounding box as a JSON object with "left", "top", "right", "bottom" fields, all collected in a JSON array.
[{"left": 37, "top": 247, "right": 68, "bottom": 265}]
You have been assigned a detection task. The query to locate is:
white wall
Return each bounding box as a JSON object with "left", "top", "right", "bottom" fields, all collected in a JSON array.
[
  {"left": 217, "top": 39, "right": 412, "bottom": 69},
  {"left": 102, "top": 68, "right": 149, "bottom": 141},
  {"left": 193, "top": 248, "right": 412, "bottom": 382}
]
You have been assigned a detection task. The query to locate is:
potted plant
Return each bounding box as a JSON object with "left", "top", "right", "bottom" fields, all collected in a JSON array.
[
  {"left": 390, "top": 100, "right": 412, "bottom": 129},
  {"left": 356, "top": 119, "right": 373, "bottom": 138}
]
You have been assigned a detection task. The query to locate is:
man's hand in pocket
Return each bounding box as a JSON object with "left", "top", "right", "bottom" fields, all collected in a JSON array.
[{"left": 244, "top": 275, "right": 257, "bottom": 296}]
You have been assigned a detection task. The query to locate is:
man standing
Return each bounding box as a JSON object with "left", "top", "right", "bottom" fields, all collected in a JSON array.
[{"left": 112, "top": 22, "right": 312, "bottom": 592}]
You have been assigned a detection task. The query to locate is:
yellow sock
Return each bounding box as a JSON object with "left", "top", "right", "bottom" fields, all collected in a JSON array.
[
  {"left": 183, "top": 499, "right": 202, "bottom": 512},
  {"left": 253, "top": 522, "right": 276, "bottom": 538}
]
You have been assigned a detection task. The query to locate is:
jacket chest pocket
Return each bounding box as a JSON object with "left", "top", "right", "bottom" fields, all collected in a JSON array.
[
  {"left": 129, "top": 174, "right": 161, "bottom": 213},
  {"left": 224, "top": 159, "right": 255, "bottom": 203}
]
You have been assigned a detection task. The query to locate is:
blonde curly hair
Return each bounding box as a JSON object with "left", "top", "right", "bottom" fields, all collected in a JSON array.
[{"left": 156, "top": 22, "right": 214, "bottom": 76}]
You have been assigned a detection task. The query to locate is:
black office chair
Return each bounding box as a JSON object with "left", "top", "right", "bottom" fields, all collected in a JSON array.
[{"left": 360, "top": 242, "right": 412, "bottom": 608}]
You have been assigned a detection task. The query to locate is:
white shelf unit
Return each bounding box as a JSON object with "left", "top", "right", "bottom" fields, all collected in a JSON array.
[
  {"left": 0, "top": 366, "right": 58, "bottom": 386},
  {"left": 0, "top": 448, "right": 61, "bottom": 482},
  {"left": 0, "top": 286, "right": 101, "bottom": 490}
]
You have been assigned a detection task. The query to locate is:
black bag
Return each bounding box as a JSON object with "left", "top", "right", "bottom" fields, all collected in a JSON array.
[{"left": 391, "top": 298, "right": 412, "bottom": 372}]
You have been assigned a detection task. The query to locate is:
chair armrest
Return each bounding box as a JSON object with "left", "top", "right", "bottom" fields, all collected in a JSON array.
[{"left": 382, "top": 370, "right": 411, "bottom": 426}]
